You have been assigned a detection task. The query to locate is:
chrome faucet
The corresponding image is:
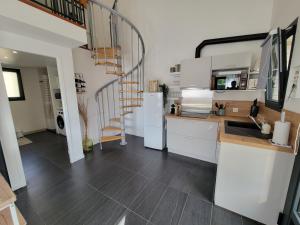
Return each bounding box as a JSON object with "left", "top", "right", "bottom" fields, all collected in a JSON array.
[{"left": 248, "top": 115, "right": 262, "bottom": 130}]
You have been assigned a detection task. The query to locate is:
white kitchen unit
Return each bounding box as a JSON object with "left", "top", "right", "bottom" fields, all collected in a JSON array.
[
  {"left": 212, "top": 52, "right": 252, "bottom": 70},
  {"left": 215, "top": 142, "right": 295, "bottom": 225},
  {"left": 144, "top": 92, "right": 165, "bottom": 150},
  {"left": 180, "top": 56, "right": 212, "bottom": 89},
  {"left": 167, "top": 117, "right": 218, "bottom": 163}
]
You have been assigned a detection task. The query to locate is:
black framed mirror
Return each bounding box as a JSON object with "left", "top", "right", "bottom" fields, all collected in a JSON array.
[{"left": 265, "top": 18, "right": 298, "bottom": 111}]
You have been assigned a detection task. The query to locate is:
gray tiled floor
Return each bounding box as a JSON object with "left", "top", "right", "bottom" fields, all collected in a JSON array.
[{"left": 15, "top": 131, "right": 263, "bottom": 225}]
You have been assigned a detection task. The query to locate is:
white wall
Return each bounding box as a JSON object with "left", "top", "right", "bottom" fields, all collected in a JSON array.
[
  {"left": 72, "top": 47, "right": 145, "bottom": 141},
  {"left": 0, "top": 64, "right": 26, "bottom": 190},
  {"left": 74, "top": 0, "right": 275, "bottom": 139},
  {"left": 6, "top": 67, "right": 47, "bottom": 134},
  {"left": 271, "top": 0, "right": 300, "bottom": 113},
  {"left": 0, "top": 30, "right": 84, "bottom": 189},
  {"left": 72, "top": 48, "right": 116, "bottom": 143},
  {"left": 118, "top": 0, "right": 273, "bottom": 86},
  {"left": 117, "top": 0, "right": 273, "bottom": 136},
  {"left": 0, "top": 0, "right": 87, "bottom": 47}
]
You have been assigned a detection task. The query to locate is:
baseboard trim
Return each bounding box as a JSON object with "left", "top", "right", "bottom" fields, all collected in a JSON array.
[{"left": 23, "top": 129, "right": 47, "bottom": 136}]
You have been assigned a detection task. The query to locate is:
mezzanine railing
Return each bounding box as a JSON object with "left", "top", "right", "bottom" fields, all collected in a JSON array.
[{"left": 21, "top": 0, "right": 86, "bottom": 27}]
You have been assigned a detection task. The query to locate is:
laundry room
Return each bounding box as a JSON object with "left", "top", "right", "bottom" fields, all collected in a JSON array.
[{"left": 0, "top": 48, "right": 71, "bottom": 180}]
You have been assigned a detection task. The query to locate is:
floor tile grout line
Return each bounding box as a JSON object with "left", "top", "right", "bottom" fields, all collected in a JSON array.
[
  {"left": 27, "top": 146, "right": 70, "bottom": 173},
  {"left": 147, "top": 184, "right": 169, "bottom": 223},
  {"left": 126, "top": 178, "right": 151, "bottom": 210},
  {"left": 210, "top": 203, "right": 214, "bottom": 225},
  {"left": 19, "top": 133, "right": 224, "bottom": 225},
  {"left": 185, "top": 189, "right": 214, "bottom": 205},
  {"left": 127, "top": 177, "right": 169, "bottom": 213},
  {"left": 87, "top": 183, "right": 151, "bottom": 224},
  {"left": 92, "top": 153, "right": 153, "bottom": 180},
  {"left": 177, "top": 193, "right": 189, "bottom": 225}
]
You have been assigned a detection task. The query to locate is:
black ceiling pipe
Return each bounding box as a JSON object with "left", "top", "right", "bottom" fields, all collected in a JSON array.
[{"left": 195, "top": 33, "right": 269, "bottom": 58}]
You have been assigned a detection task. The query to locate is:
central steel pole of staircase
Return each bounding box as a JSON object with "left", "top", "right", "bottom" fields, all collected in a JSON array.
[{"left": 118, "top": 19, "right": 127, "bottom": 146}]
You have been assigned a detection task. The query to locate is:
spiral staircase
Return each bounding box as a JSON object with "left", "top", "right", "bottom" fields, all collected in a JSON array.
[{"left": 87, "top": 0, "right": 145, "bottom": 149}]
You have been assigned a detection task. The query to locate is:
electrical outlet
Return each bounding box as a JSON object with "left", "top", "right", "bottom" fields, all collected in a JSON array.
[{"left": 233, "top": 108, "right": 239, "bottom": 113}]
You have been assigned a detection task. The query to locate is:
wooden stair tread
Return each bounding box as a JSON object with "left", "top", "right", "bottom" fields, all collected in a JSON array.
[
  {"left": 96, "top": 61, "right": 122, "bottom": 67},
  {"left": 102, "top": 126, "right": 122, "bottom": 132},
  {"left": 106, "top": 71, "right": 125, "bottom": 76},
  {"left": 0, "top": 176, "right": 26, "bottom": 225},
  {"left": 120, "top": 81, "right": 139, "bottom": 84},
  {"left": 0, "top": 176, "right": 16, "bottom": 209},
  {"left": 0, "top": 207, "right": 27, "bottom": 225},
  {"left": 110, "top": 117, "right": 121, "bottom": 123},
  {"left": 96, "top": 47, "right": 121, "bottom": 51},
  {"left": 18, "top": 207, "right": 27, "bottom": 225},
  {"left": 120, "top": 90, "right": 143, "bottom": 93},
  {"left": 120, "top": 98, "right": 143, "bottom": 101},
  {"left": 93, "top": 47, "right": 121, "bottom": 59},
  {"left": 100, "top": 136, "right": 122, "bottom": 143},
  {"left": 121, "top": 111, "right": 133, "bottom": 116},
  {"left": 123, "top": 104, "right": 142, "bottom": 108}
]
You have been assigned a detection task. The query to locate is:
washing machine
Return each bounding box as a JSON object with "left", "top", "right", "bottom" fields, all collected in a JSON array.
[{"left": 56, "top": 109, "right": 66, "bottom": 136}]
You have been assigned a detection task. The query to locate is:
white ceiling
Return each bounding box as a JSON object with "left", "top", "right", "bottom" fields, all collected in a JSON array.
[{"left": 0, "top": 48, "right": 57, "bottom": 68}]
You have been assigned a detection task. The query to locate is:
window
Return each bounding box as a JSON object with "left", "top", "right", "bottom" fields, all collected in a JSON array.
[
  {"left": 2, "top": 68, "right": 25, "bottom": 101},
  {"left": 265, "top": 18, "right": 298, "bottom": 111}
]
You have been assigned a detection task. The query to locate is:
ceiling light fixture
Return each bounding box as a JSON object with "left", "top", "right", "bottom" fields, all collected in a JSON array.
[
  {"left": 12, "top": 50, "right": 18, "bottom": 54},
  {"left": 4, "top": 56, "right": 8, "bottom": 59}
]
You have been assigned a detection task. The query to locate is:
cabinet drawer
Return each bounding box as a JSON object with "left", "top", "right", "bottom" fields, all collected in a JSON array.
[
  {"left": 167, "top": 132, "right": 217, "bottom": 163},
  {"left": 167, "top": 118, "right": 218, "bottom": 140}
]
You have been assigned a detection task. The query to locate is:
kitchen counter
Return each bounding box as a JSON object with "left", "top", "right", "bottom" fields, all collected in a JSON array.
[{"left": 166, "top": 114, "right": 294, "bottom": 154}]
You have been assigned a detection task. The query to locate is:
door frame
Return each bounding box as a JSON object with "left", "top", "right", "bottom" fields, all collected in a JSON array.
[
  {"left": 0, "top": 30, "right": 84, "bottom": 190},
  {"left": 0, "top": 64, "right": 26, "bottom": 190}
]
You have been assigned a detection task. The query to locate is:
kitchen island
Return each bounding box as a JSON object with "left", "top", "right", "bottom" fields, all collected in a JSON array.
[{"left": 166, "top": 114, "right": 295, "bottom": 225}]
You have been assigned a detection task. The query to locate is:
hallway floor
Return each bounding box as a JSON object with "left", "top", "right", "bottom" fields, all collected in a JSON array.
[{"left": 16, "top": 131, "right": 262, "bottom": 225}]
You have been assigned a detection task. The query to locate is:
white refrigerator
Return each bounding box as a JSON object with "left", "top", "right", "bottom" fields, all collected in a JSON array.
[{"left": 143, "top": 92, "right": 165, "bottom": 150}]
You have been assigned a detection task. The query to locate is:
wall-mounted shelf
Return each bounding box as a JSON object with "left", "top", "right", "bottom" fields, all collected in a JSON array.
[
  {"left": 168, "top": 85, "right": 181, "bottom": 101},
  {"left": 170, "top": 72, "right": 180, "bottom": 76},
  {"left": 213, "top": 89, "right": 259, "bottom": 93},
  {"left": 249, "top": 71, "right": 259, "bottom": 75},
  {"left": 170, "top": 72, "right": 181, "bottom": 87}
]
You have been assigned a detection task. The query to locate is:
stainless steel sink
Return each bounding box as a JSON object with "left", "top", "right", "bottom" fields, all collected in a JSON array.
[{"left": 224, "top": 120, "right": 272, "bottom": 139}]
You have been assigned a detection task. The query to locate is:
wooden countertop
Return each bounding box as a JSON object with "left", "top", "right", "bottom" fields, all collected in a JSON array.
[
  {"left": 0, "top": 176, "right": 16, "bottom": 210},
  {"left": 0, "top": 175, "right": 26, "bottom": 225},
  {"left": 166, "top": 114, "right": 294, "bottom": 154}
]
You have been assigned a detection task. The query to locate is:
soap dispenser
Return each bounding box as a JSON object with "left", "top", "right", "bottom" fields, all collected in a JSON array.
[{"left": 250, "top": 99, "right": 259, "bottom": 117}]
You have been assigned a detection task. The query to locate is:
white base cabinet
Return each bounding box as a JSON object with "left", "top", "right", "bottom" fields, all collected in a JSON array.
[
  {"left": 215, "top": 142, "right": 295, "bottom": 225},
  {"left": 166, "top": 118, "right": 218, "bottom": 163}
]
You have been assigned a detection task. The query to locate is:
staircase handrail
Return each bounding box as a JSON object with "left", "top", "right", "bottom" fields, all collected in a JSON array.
[{"left": 90, "top": 0, "right": 145, "bottom": 99}]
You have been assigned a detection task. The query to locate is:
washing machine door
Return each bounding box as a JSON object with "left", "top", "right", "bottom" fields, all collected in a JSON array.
[{"left": 56, "top": 115, "right": 65, "bottom": 129}]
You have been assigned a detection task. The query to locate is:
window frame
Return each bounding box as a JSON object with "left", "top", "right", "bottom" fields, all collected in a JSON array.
[
  {"left": 265, "top": 18, "right": 298, "bottom": 111},
  {"left": 3, "top": 68, "right": 25, "bottom": 101}
]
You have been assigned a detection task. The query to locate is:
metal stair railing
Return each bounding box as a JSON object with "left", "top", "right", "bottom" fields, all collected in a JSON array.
[{"left": 88, "top": 0, "right": 145, "bottom": 148}]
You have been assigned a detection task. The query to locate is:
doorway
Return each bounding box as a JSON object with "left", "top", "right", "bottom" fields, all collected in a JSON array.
[{"left": 0, "top": 48, "right": 70, "bottom": 188}]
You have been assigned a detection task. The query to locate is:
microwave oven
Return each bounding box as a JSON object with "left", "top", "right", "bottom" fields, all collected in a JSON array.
[{"left": 211, "top": 68, "right": 249, "bottom": 90}]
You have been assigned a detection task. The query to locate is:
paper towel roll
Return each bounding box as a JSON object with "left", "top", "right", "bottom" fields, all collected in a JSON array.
[{"left": 272, "top": 121, "right": 291, "bottom": 146}]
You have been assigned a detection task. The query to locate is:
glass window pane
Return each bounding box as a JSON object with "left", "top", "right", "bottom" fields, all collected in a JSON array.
[
  {"left": 3, "top": 71, "right": 21, "bottom": 98},
  {"left": 286, "top": 35, "right": 295, "bottom": 68},
  {"left": 266, "top": 34, "right": 280, "bottom": 102}
]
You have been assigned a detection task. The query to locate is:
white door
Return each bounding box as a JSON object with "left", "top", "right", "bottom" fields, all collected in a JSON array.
[{"left": 0, "top": 64, "right": 26, "bottom": 190}]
